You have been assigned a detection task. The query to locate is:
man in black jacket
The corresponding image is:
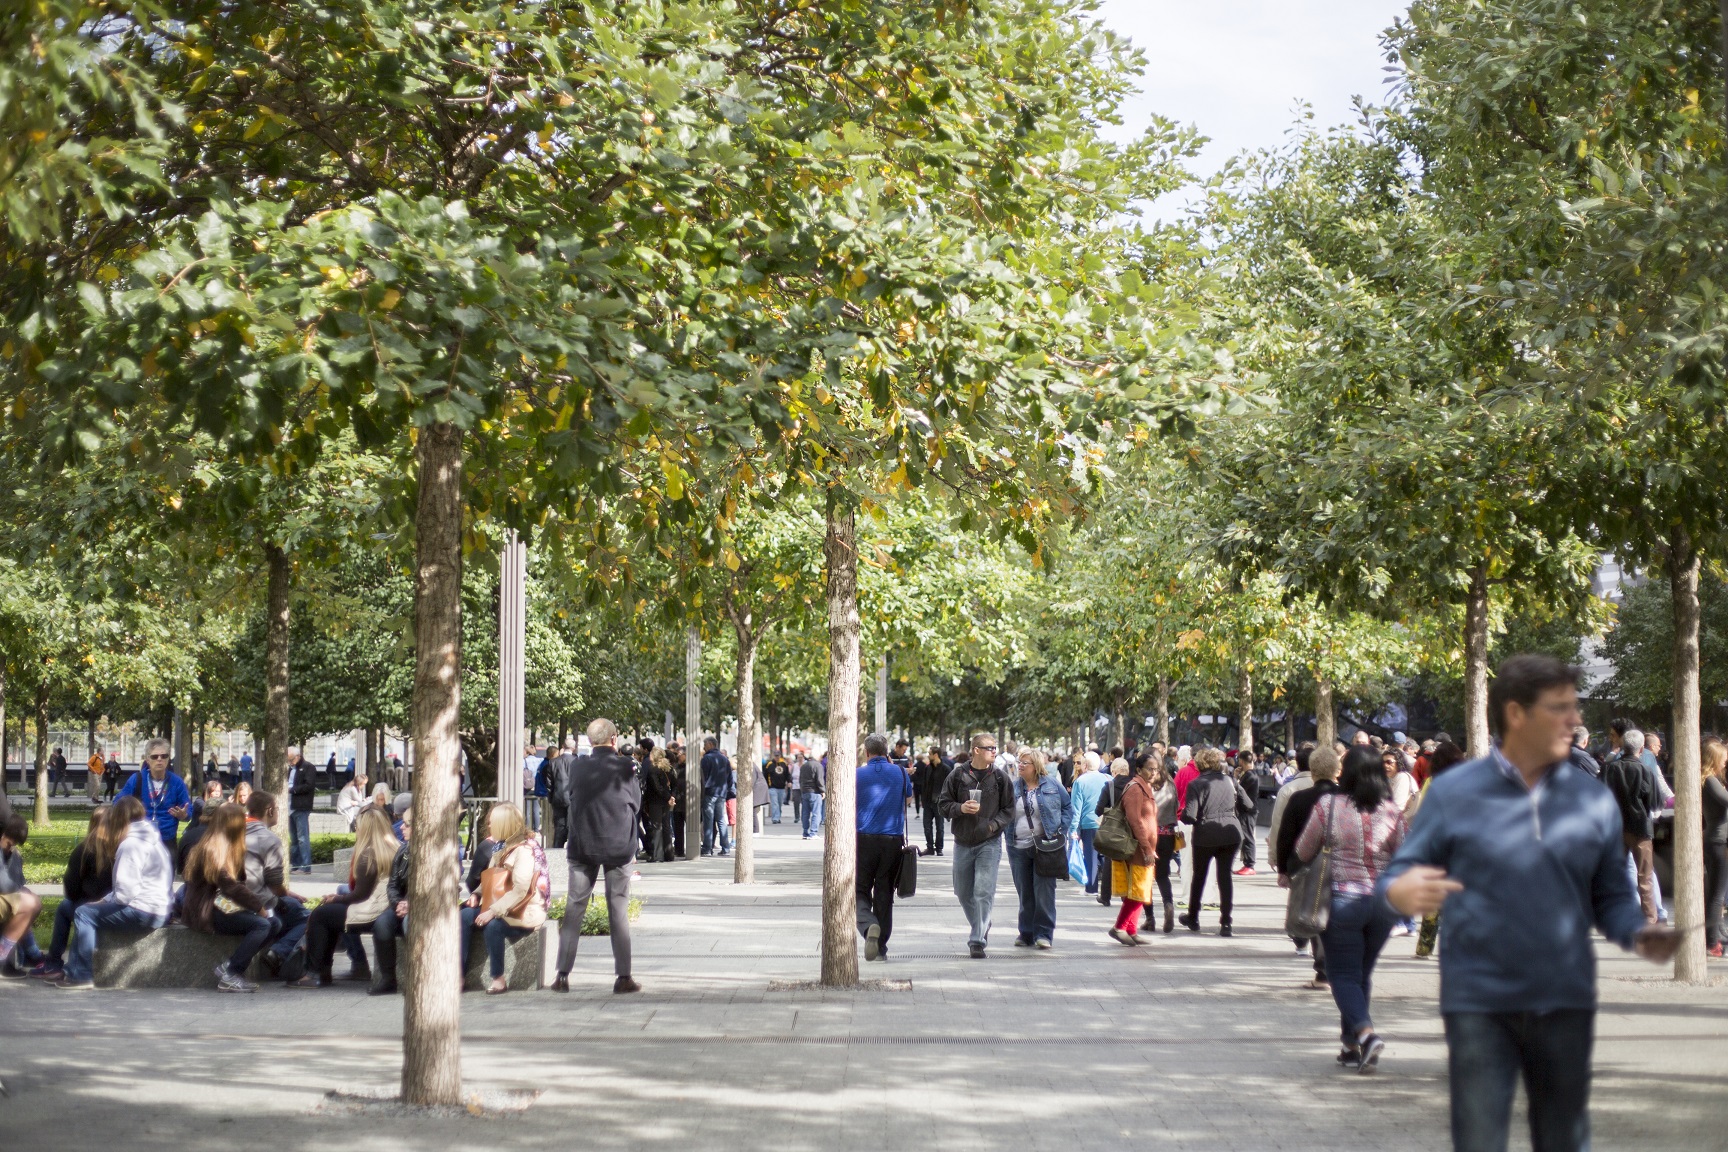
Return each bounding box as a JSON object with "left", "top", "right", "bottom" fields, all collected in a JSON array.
[
  {"left": 554, "top": 718, "right": 642, "bottom": 994},
  {"left": 799, "top": 754, "right": 825, "bottom": 839},
  {"left": 916, "top": 748, "right": 952, "bottom": 855},
  {"left": 938, "top": 734, "right": 1015, "bottom": 959},
  {"left": 286, "top": 745, "right": 316, "bottom": 874},
  {"left": 1603, "top": 730, "right": 1661, "bottom": 923},
  {"left": 544, "top": 737, "right": 577, "bottom": 849},
  {"left": 1274, "top": 745, "right": 1341, "bottom": 986},
  {"left": 700, "top": 737, "right": 734, "bottom": 857}
]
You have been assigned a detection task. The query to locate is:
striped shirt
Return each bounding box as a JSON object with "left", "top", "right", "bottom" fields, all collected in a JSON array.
[{"left": 1295, "top": 794, "right": 1407, "bottom": 896}]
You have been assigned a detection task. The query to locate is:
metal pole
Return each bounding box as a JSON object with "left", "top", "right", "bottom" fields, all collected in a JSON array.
[
  {"left": 875, "top": 652, "right": 888, "bottom": 735},
  {"left": 497, "top": 530, "right": 527, "bottom": 808},
  {"left": 685, "top": 627, "right": 703, "bottom": 859}
]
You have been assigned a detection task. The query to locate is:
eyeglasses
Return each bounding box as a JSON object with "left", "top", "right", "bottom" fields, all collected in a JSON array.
[
  {"left": 975, "top": 745, "right": 997, "bottom": 754},
  {"left": 147, "top": 753, "right": 170, "bottom": 761}
]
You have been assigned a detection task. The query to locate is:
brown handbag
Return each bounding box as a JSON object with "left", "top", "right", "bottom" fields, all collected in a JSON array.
[{"left": 478, "top": 848, "right": 530, "bottom": 918}]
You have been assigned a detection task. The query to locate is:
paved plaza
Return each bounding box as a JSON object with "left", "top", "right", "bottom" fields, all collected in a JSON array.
[{"left": 3, "top": 819, "right": 1725, "bottom": 1151}]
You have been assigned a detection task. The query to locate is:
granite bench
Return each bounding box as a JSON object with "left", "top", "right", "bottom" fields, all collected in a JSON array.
[{"left": 90, "top": 920, "right": 545, "bottom": 991}]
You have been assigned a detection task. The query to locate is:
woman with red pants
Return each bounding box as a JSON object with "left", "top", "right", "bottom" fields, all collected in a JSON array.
[{"left": 1106, "top": 755, "right": 1160, "bottom": 946}]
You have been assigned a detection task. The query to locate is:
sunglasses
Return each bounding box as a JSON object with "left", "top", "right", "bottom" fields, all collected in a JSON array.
[{"left": 147, "top": 753, "right": 170, "bottom": 761}]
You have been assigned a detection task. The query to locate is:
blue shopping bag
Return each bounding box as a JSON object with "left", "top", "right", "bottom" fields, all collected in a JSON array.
[{"left": 1066, "top": 835, "right": 1087, "bottom": 884}]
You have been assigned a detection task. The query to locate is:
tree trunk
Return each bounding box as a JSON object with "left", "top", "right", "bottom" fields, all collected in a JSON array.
[
  {"left": 1113, "top": 698, "right": 1126, "bottom": 751},
  {"left": 821, "top": 501, "right": 860, "bottom": 987},
  {"left": 1668, "top": 528, "right": 1706, "bottom": 982},
  {"left": 263, "top": 542, "right": 293, "bottom": 819},
  {"left": 87, "top": 715, "right": 97, "bottom": 759},
  {"left": 401, "top": 421, "right": 466, "bottom": 1106},
  {"left": 33, "top": 686, "right": 48, "bottom": 827},
  {"left": 1284, "top": 707, "right": 1295, "bottom": 754},
  {"left": 684, "top": 627, "right": 702, "bottom": 861},
  {"left": 1315, "top": 672, "right": 1336, "bottom": 750},
  {"left": 1156, "top": 677, "right": 1171, "bottom": 745},
  {"left": 731, "top": 600, "right": 759, "bottom": 885},
  {"left": 1463, "top": 564, "right": 1491, "bottom": 759},
  {"left": 1237, "top": 666, "right": 1254, "bottom": 754}
]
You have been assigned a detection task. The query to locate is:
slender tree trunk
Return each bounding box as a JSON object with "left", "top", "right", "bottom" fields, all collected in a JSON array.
[
  {"left": 33, "top": 686, "right": 48, "bottom": 827},
  {"left": 1237, "top": 666, "right": 1254, "bottom": 754},
  {"left": 263, "top": 543, "right": 293, "bottom": 818},
  {"left": 1156, "top": 677, "right": 1171, "bottom": 745},
  {"left": 1668, "top": 529, "right": 1706, "bottom": 982},
  {"left": 1113, "top": 697, "right": 1126, "bottom": 751},
  {"left": 1463, "top": 564, "right": 1491, "bottom": 759},
  {"left": 821, "top": 502, "right": 860, "bottom": 987},
  {"left": 1315, "top": 671, "right": 1336, "bottom": 750},
  {"left": 684, "top": 627, "right": 702, "bottom": 861},
  {"left": 402, "top": 421, "right": 466, "bottom": 1106},
  {"left": 0, "top": 669, "right": 8, "bottom": 796},
  {"left": 875, "top": 653, "right": 889, "bottom": 735},
  {"left": 730, "top": 600, "right": 760, "bottom": 884},
  {"left": 1284, "top": 706, "right": 1295, "bottom": 754}
]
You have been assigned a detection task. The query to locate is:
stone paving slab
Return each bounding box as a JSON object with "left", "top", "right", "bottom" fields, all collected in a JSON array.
[{"left": 3, "top": 822, "right": 1724, "bottom": 1151}]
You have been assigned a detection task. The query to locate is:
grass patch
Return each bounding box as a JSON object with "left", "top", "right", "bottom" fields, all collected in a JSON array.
[
  {"left": 548, "top": 894, "right": 643, "bottom": 936},
  {"left": 311, "top": 833, "right": 354, "bottom": 863}
]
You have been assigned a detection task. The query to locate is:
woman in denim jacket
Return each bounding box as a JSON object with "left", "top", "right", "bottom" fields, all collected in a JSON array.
[{"left": 1008, "top": 750, "right": 1073, "bottom": 949}]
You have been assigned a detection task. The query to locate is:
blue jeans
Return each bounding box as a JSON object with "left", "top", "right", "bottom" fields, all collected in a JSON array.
[
  {"left": 1445, "top": 1009, "right": 1594, "bottom": 1152},
  {"left": 1319, "top": 890, "right": 1395, "bottom": 1041},
  {"left": 702, "top": 794, "right": 731, "bottom": 854},
  {"left": 208, "top": 909, "right": 279, "bottom": 975},
  {"left": 802, "top": 795, "right": 824, "bottom": 837},
  {"left": 951, "top": 837, "right": 1002, "bottom": 947},
  {"left": 1006, "top": 843, "right": 1057, "bottom": 943},
  {"left": 288, "top": 810, "right": 311, "bottom": 870},
  {"left": 66, "top": 903, "right": 168, "bottom": 984},
  {"left": 48, "top": 898, "right": 81, "bottom": 961},
  {"left": 269, "top": 895, "right": 309, "bottom": 958},
  {"left": 1078, "top": 827, "right": 1100, "bottom": 892},
  {"left": 769, "top": 787, "right": 786, "bottom": 823}
]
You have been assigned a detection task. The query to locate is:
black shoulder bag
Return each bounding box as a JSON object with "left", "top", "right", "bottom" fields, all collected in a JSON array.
[{"left": 1023, "top": 788, "right": 1070, "bottom": 879}]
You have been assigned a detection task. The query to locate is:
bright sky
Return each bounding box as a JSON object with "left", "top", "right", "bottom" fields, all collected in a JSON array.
[{"left": 1091, "top": 0, "right": 1411, "bottom": 214}]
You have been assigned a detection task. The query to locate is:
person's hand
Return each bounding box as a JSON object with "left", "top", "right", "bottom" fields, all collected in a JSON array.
[
  {"left": 1386, "top": 865, "right": 1463, "bottom": 916},
  {"left": 474, "top": 909, "right": 494, "bottom": 927},
  {"left": 395, "top": 901, "right": 409, "bottom": 918},
  {"left": 1070, "top": 832, "right": 1080, "bottom": 842},
  {"left": 1633, "top": 924, "right": 1681, "bottom": 963},
  {"left": 1276, "top": 873, "right": 1291, "bottom": 890},
  {"left": 961, "top": 800, "right": 980, "bottom": 815},
  {"left": 170, "top": 805, "right": 187, "bottom": 819}
]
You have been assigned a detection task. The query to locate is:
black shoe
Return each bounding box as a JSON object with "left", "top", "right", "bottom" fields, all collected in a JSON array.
[
  {"left": 1219, "top": 925, "right": 1233, "bottom": 937},
  {"left": 1336, "top": 1045, "right": 1361, "bottom": 1068},
  {"left": 1180, "top": 913, "right": 1199, "bottom": 932},
  {"left": 550, "top": 974, "right": 570, "bottom": 993},
  {"left": 1357, "top": 1033, "right": 1385, "bottom": 1074},
  {"left": 968, "top": 943, "right": 986, "bottom": 960},
  {"left": 278, "top": 947, "right": 308, "bottom": 983},
  {"left": 613, "top": 976, "right": 642, "bottom": 994},
  {"left": 368, "top": 980, "right": 399, "bottom": 996},
  {"left": 343, "top": 961, "right": 372, "bottom": 982},
  {"left": 260, "top": 950, "right": 283, "bottom": 978},
  {"left": 1096, "top": 894, "right": 1110, "bottom": 906},
  {"left": 865, "top": 924, "right": 882, "bottom": 961}
]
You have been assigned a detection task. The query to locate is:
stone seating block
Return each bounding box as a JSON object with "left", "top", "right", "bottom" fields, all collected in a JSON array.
[
  {"left": 93, "top": 925, "right": 265, "bottom": 989},
  {"left": 361, "top": 922, "right": 545, "bottom": 992}
]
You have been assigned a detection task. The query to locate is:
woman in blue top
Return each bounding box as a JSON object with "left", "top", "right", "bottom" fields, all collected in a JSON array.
[
  {"left": 1068, "top": 753, "right": 1110, "bottom": 895},
  {"left": 1008, "top": 749, "right": 1072, "bottom": 949}
]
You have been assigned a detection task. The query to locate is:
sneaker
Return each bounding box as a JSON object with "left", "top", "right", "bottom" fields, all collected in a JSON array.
[
  {"left": 1232, "top": 867, "right": 1256, "bottom": 876},
  {"left": 1179, "top": 913, "right": 1199, "bottom": 932},
  {"left": 1357, "top": 1033, "right": 1385, "bottom": 1073},
  {"left": 1388, "top": 924, "right": 1412, "bottom": 938},
  {"left": 26, "top": 960, "right": 63, "bottom": 980},
  {"left": 1013, "top": 936, "right": 1033, "bottom": 948},
  {"left": 550, "top": 974, "right": 570, "bottom": 993},
  {"left": 1336, "top": 1045, "right": 1361, "bottom": 1068},
  {"left": 0, "top": 962, "right": 27, "bottom": 980},
  {"left": 1708, "top": 944, "right": 1724, "bottom": 959},
  {"left": 1219, "top": 925, "right": 1234, "bottom": 937},
  {"left": 54, "top": 978, "right": 94, "bottom": 992},
  {"left": 865, "top": 924, "right": 882, "bottom": 962},
  {"left": 1034, "top": 938, "right": 1052, "bottom": 950},
  {"left": 968, "top": 943, "right": 986, "bottom": 960},
  {"left": 214, "top": 963, "right": 258, "bottom": 994},
  {"left": 1108, "top": 928, "right": 1136, "bottom": 947},
  {"left": 613, "top": 976, "right": 642, "bottom": 994}
]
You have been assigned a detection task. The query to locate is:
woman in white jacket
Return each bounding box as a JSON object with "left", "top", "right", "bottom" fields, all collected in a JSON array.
[{"left": 55, "top": 797, "right": 174, "bottom": 990}]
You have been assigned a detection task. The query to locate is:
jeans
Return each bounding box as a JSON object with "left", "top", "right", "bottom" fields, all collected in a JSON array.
[
  {"left": 951, "top": 837, "right": 1002, "bottom": 948},
  {"left": 1238, "top": 820, "right": 1256, "bottom": 868},
  {"left": 1153, "top": 831, "right": 1176, "bottom": 906},
  {"left": 855, "top": 833, "right": 902, "bottom": 947},
  {"left": 769, "top": 787, "right": 786, "bottom": 823},
  {"left": 1320, "top": 890, "right": 1394, "bottom": 1041},
  {"left": 47, "top": 898, "right": 81, "bottom": 961},
  {"left": 1705, "top": 842, "right": 1728, "bottom": 948},
  {"left": 1006, "top": 843, "right": 1057, "bottom": 943},
  {"left": 207, "top": 908, "right": 280, "bottom": 975},
  {"left": 923, "top": 805, "right": 946, "bottom": 853},
  {"left": 289, "top": 810, "right": 312, "bottom": 870},
  {"left": 1188, "top": 838, "right": 1239, "bottom": 926},
  {"left": 50, "top": 763, "right": 70, "bottom": 797},
  {"left": 1445, "top": 1009, "right": 1595, "bottom": 1152},
  {"left": 702, "top": 794, "right": 731, "bottom": 854},
  {"left": 1078, "top": 826, "right": 1099, "bottom": 892},
  {"left": 557, "top": 861, "right": 632, "bottom": 978},
  {"left": 802, "top": 795, "right": 824, "bottom": 838},
  {"left": 461, "top": 908, "right": 532, "bottom": 979},
  {"left": 66, "top": 903, "right": 168, "bottom": 984},
  {"left": 373, "top": 905, "right": 405, "bottom": 985},
  {"left": 269, "top": 895, "right": 309, "bottom": 959}
]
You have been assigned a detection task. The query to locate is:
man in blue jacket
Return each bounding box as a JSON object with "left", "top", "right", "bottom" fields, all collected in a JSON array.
[
  {"left": 856, "top": 733, "right": 914, "bottom": 961},
  {"left": 118, "top": 739, "right": 190, "bottom": 848},
  {"left": 1382, "top": 654, "right": 1678, "bottom": 1152},
  {"left": 699, "top": 737, "right": 734, "bottom": 857}
]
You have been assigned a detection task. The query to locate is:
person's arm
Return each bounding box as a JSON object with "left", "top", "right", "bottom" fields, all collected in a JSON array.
[
  {"left": 1292, "top": 798, "right": 1327, "bottom": 865},
  {"left": 985, "top": 771, "right": 1016, "bottom": 838},
  {"left": 219, "top": 872, "right": 269, "bottom": 914},
  {"left": 937, "top": 770, "right": 963, "bottom": 819},
  {"left": 1379, "top": 786, "right": 1463, "bottom": 917},
  {"left": 1057, "top": 781, "right": 1073, "bottom": 834},
  {"left": 485, "top": 845, "right": 535, "bottom": 920},
  {"left": 108, "top": 842, "right": 139, "bottom": 906},
  {"left": 1179, "top": 782, "right": 1199, "bottom": 826},
  {"left": 63, "top": 843, "right": 87, "bottom": 903}
]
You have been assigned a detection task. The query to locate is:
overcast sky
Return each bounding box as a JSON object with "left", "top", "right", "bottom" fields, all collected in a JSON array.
[{"left": 1091, "top": 0, "right": 1410, "bottom": 213}]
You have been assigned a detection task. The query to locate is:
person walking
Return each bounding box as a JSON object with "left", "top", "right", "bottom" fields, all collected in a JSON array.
[
  {"left": 1007, "top": 749, "right": 1071, "bottom": 950},
  {"left": 1068, "top": 751, "right": 1109, "bottom": 895},
  {"left": 799, "top": 753, "right": 825, "bottom": 840},
  {"left": 553, "top": 718, "right": 641, "bottom": 994},
  {"left": 47, "top": 747, "right": 70, "bottom": 799},
  {"left": 116, "top": 738, "right": 190, "bottom": 850},
  {"left": 103, "top": 752, "right": 121, "bottom": 800},
  {"left": 765, "top": 751, "right": 791, "bottom": 825},
  {"left": 917, "top": 747, "right": 952, "bottom": 856},
  {"left": 855, "top": 733, "right": 914, "bottom": 961},
  {"left": 1293, "top": 746, "right": 1405, "bottom": 1071},
  {"left": 1384, "top": 655, "right": 1679, "bottom": 1152},
  {"left": 1601, "top": 729, "right": 1661, "bottom": 923},
  {"left": 1179, "top": 747, "right": 1252, "bottom": 936},
  {"left": 1148, "top": 752, "right": 1180, "bottom": 934},
  {"left": 1093, "top": 755, "right": 1130, "bottom": 906},
  {"left": 284, "top": 745, "right": 315, "bottom": 874},
  {"left": 1701, "top": 738, "right": 1728, "bottom": 958},
  {"left": 938, "top": 733, "right": 1015, "bottom": 959},
  {"left": 545, "top": 736, "right": 577, "bottom": 850},
  {"left": 1275, "top": 745, "right": 1341, "bottom": 987},
  {"left": 85, "top": 750, "right": 105, "bottom": 803},
  {"left": 700, "top": 737, "right": 733, "bottom": 857},
  {"left": 1233, "top": 752, "right": 1261, "bottom": 876},
  {"left": 1106, "top": 753, "right": 1160, "bottom": 946}
]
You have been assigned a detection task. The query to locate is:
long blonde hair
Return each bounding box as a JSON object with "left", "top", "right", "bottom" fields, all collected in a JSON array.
[
  {"left": 188, "top": 803, "right": 248, "bottom": 883},
  {"left": 1704, "top": 740, "right": 1727, "bottom": 781},
  {"left": 488, "top": 801, "right": 528, "bottom": 854},
  {"left": 352, "top": 808, "right": 399, "bottom": 879}
]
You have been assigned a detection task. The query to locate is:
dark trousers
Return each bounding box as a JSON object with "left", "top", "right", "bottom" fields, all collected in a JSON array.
[
  {"left": 305, "top": 901, "right": 370, "bottom": 975},
  {"left": 103, "top": 773, "right": 118, "bottom": 799},
  {"left": 47, "top": 898, "right": 81, "bottom": 961},
  {"left": 373, "top": 905, "right": 405, "bottom": 985},
  {"left": 1444, "top": 1009, "right": 1594, "bottom": 1152},
  {"left": 923, "top": 805, "right": 945, "bottom": 853},
  {"left": 551, "top": 805, "right": 569, "bottom": 851},
  {"left": 1188, "top": 838, "right": 1239, "bottom": 926},
  {"left": 855, "top": 833, "right": 902, "bottom": 946},
  {"left": 1153, "top": 831, "right": 1176, "bottom": 905},
  {"left": 1319, "top": 891, "right": 1394, "bottom": 1041},
  {"left": 270, "top": 895, "right": 309, "bottom": 958},
  {"left": 673, "top": 805, "right": 686, "bottom": 858},
  {"left": 1006, "top": 843, "right": 1057, "bottom": 943},
  {"left": 1238, "top": 819, "right": 1256, "bottom": 868},
  {"left": 644, "top": 809, "right": 672, "bottom": 862},
  {"left": 208, "top": 909, "right": 280, "bottom": 975},
  {"left": 1705, "top": 841, "right": 1728, "bottom": 948}
]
